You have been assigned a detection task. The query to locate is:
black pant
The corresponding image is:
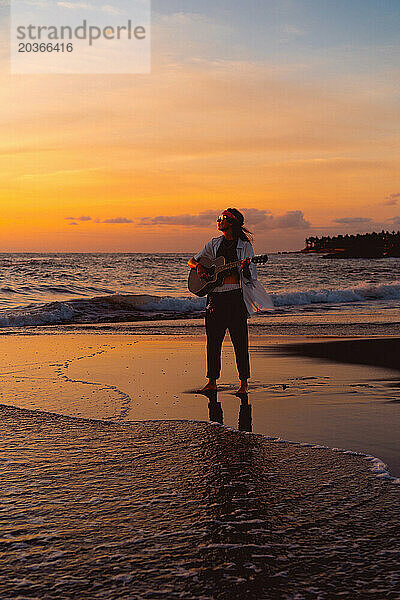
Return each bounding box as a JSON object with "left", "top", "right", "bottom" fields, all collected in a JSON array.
[{"left": 205, "top": 289, "right": 250, "bottom": 381}]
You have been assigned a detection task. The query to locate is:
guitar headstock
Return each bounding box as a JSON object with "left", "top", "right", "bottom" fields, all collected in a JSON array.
[{"left": 252, "top": 254, "right": 268, "bottom": 264}]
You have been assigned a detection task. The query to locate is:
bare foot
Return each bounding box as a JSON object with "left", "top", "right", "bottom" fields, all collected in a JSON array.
[
  {"left": 199, "top": 380, "right": 217, "bottom": 392},
  {"left": 236, "top": 380, "right": 248, "bottom": 394}
]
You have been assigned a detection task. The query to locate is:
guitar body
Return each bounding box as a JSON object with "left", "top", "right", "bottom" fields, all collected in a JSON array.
[
  {"left": 188, "top": 253, "right": 268, "bottom": 297},
  {"left": 188, "top": 256, "right": 228, "bottom": 297}
]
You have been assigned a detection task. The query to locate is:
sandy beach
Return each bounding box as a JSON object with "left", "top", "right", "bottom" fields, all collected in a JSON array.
[
  {"left": 1, "top": 331, "right": 400, "bottom": 598},
  {"left": 1, "top": 332, "right": 400, "bottom": 472}
]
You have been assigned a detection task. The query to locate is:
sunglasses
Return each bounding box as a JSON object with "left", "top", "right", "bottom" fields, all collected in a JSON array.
[{"left": 217, "top": 215, "right": 233, "bottom": 223}]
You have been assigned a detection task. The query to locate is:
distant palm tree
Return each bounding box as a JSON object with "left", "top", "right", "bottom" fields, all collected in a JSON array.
[{"left": 302, "top": 229, "right": 400, "bottom": 256}]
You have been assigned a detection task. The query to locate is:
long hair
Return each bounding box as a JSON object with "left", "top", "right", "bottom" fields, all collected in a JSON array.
[{"left": 227, "top": 208, "right": 253, "bottom": 243}]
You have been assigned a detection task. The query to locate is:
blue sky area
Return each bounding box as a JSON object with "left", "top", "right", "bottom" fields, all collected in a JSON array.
[{"left": 153, "top": 0, "right": 400, "bottom": 66}]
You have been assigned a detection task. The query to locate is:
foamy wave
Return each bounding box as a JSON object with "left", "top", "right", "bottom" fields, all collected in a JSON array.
[
  {"left": 272, "top": 281, "right": 400, "bottom": 307},
  {"left": 1, "top": 282, "right": 400, "bottom": 328},
  {"left": 140, "top": 296, "right": 206, "bottom": 313},
  {"left": 0, "top": 294, "right": 206, "bottom": 328}
]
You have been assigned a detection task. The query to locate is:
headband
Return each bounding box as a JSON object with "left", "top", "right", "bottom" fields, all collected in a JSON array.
[{"left": 222, "top": 210, "right": 241, "bottom": 223}]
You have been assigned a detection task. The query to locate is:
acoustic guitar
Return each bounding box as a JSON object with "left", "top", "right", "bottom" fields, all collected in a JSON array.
[{"left": 188, "top": 254, "right": 268, "bottom": 297}]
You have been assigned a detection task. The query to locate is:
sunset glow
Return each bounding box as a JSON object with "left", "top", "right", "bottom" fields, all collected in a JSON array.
[{"left": 1, "top": 0, "right": 400, "bottom": 252}]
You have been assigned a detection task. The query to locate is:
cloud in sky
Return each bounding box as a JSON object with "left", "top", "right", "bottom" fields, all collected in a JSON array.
[
  {"left": 24, "top": 0, "right": 51, "bottom": 7},
  {"left": 102, "top": 217, "right": 133, "bottom": 224},
  {"left": 260, "top": 210, "right": 311, "bottom": 230},
  {"left": 239, "top": 208, "right": 311, "bottom": 230},
  {"left": 384, "top": 192, "right": 400, "bottom": 206},
  {"left": 140, "top": 209, "right": 310, "bottom": 230},
  {"left": 317, "top": 216, "right": 400, "bottom": 235},
  {"left": 387, "top": 216, "right": 400, "bottom": 226},
  {"left": 57, "top": 1, "right": 93, "bottom": 9},
  {"left": 238, "top": 208, "right": 272, "bottom": 225},
  {"left": 65, "top": 216, "right": 133, "bottom": 224},
  {"left": 333, "top": 217, "right": 372, "bottom": 224},
  {"left": 279, "top": 23, "right": 306, "bottom": 39},
  {"left": 140, "top": 210, "right": 216, "bottom": 227},
  {"left": 102, "top": 4, "right": 123, "bottom": 15},
  {"left": 56, "top": 2, "right": 124, "bottom": 14}
]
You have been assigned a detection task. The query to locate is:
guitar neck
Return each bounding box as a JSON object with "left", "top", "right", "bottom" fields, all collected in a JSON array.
[{"left": 215, "top": 257, "right": 253, "bottom": 274}]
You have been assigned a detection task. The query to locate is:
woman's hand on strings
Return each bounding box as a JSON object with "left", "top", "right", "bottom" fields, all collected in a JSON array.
[{"left": 196, "top": 263, "right": 209, "bottom": 279}]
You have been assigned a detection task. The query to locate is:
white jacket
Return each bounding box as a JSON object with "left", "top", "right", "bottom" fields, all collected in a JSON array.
[{"left": 194, "top": 236, "right": 274, "bottom": 316}]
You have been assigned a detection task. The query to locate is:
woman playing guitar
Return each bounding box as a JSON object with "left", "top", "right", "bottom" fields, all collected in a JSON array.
[{"left": 188, "top": 208, "right": 272, "bottom": 394}]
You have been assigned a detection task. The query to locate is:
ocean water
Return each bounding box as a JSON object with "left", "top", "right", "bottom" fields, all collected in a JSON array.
[
  {"left": 2, "top": 405, "right": 399, "bottom": 600},
  {"left": 1, "top": 252, "right": 400, "bottom": 332}
]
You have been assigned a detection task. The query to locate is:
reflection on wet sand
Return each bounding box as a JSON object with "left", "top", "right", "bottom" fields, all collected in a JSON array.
[
  {"left": 198, "top": 389, "right": 253, "bottom": 432},
  {"left": 238, "top": 394, "right": 252, "bottom": 432}
]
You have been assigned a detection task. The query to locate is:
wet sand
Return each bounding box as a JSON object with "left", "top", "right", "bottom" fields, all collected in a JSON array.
[
  {"left": 1, "top": 333, "right": 400, "bottom": 598},
  {"left": 278, "top": 336, "right": 400, "bottom": 373},
  {"left": 1, "top": 333, "right": 400, "bottom": 474},
  {"left": 0, "top": 404, "right": 399, "bottom": 600}
]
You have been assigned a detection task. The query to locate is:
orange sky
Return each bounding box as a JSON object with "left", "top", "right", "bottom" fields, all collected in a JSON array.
[{"left": 1, "top": 6, "right": 400, "bottom": 252}]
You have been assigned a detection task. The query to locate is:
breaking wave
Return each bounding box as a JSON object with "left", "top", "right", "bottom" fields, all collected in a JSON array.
[
  {"left": 273, "top": 281, "right": 400, "bottom": 306},
  {"left": 0, "top": 294, "right": 207, "bottom": 328},
  {"left": 1, "top": 280, "right": 400, "bottom": 328}
]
